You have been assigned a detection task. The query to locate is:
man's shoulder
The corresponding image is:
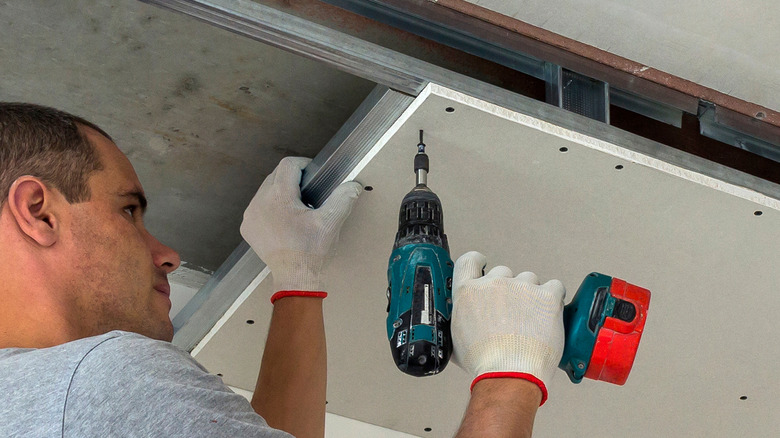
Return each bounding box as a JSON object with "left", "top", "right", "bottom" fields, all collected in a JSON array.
[
  {"left": 0, "top": 331, "right": 151, "bottom": 437},
  {"left": 0, "top": 331, "right": 121, "bottom": 363},
  {"left": 64, "top": 332, "right": 292, "bottom": 437},
  {"left": 0, "top": 331, "right": 290, "bottom": 438},
  {"left": 79, "top": 329, "right": 183, "bottom": 354},
  {"left": 74, "top": 330, "right": 206, "bottom": 373},
  {"left": 0, "top": 330, "right": 201, "bottom": 376},
  {"left": 69, "top": 330, "right": 214, "bottom": 394},
  {"left": 0, "top": 331, "right": 136, "bottom": 382}
]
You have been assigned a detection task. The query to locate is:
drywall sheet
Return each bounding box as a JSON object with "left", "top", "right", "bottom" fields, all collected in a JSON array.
[{"left": 195, "top": 85, "right": 780, "bottom": 437}]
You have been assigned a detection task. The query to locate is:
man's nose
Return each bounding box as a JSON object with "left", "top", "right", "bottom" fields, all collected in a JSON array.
[{"left": 147, "top": 232, "right": 181, "bottom": 274}]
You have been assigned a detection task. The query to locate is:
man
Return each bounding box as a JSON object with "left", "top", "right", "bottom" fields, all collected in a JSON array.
[{"left": 0, "top": 103, "right": 565, "bottom": 437}]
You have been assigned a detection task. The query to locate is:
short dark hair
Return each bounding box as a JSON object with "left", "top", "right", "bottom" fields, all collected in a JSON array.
[{"left": 0, "top": 103, "right": 109, "bottom": 207}]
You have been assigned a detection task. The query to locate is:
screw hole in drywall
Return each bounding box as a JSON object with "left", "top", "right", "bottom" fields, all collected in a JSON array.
[
  {"left": 246, "top": 319, "right": 255, "bottom": 324},
  {"left": 754, "top": 211, "right": 763, "bottom": 216},
  {"left": 559, "top": 147, "right": 568, "bottom": 153},
  {"left": 424, "top": 427, "right": 432, "bottom": 432},
  {"left": 615, "top": 165, "right": 624, "bottom": 170},
  {"left": 740, "top": 396, "right": 748, "bottom": 400},
  {"left": 445, "top": 107, "right": 455, "bottom": 113},
  {"left": 216, "top": 373, "right": 223, "bottom": 377},
  {"left": 364, "top": 186, "right": 373, "bottom": 192}
]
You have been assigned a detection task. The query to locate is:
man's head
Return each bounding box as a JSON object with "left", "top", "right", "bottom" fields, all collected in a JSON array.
[
  {"left": 0, "top": 103, "right": 107, "bottom": 208},
  {"left": 0, "top": 103, "right": 180, "bottom": 347}
]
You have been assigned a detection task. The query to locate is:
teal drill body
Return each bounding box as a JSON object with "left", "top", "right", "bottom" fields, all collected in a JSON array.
[{"left": 386, "top": 131, "right": 454, "bottom": 376}]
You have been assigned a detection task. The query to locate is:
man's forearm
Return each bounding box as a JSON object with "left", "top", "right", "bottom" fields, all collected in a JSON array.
[
  {"left": 455, "top": 378, "right": 541, "bottom": 438},
  {"left": 251, "top": 297, "right": 327, "bottom": 438}
]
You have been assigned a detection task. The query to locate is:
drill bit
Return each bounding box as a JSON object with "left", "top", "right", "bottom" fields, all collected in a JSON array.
[{"left": 415, "top": 130, "right": 429, "bottom": 187}]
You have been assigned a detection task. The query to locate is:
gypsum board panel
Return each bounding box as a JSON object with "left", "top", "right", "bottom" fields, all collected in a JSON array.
[{"left": 193, "top": 84, "right": 780, "bottom": 438}]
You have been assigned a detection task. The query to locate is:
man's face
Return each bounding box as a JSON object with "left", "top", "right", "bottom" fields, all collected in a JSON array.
[{"left": 60, "top": 127, "right": 181, "bottom": 341}]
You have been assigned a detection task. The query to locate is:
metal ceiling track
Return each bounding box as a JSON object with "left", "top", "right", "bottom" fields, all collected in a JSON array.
[
  {"left": 143, "top": 0, "right": 780, "bottom": 352},
  {"left": 319, "top": 0, "right": 691, "bottom": 117},
  {"left": 171, "top": 84, "right": 414, "bottom": 351},
  {"left": 320, "top": 0, "right": 779, "bottom": 160}
]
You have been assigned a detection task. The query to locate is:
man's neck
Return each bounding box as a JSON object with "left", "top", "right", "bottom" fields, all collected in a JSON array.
[{"left": 0, "top": 293, "right": 83, "bottom": 349}]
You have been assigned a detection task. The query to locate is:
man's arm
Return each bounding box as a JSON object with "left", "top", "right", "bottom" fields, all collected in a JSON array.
[
  {"left": 450, "top": 251, "right": 567, "bottom": 437},
  {"left": 251, "top": 297, "right": 326, "bottom": 438},
  {"left": 455, "top": 379, "right": 541, "bottom": 438},
  {"left": 240, "top": 156, "right": 361, "bottom": 438}
]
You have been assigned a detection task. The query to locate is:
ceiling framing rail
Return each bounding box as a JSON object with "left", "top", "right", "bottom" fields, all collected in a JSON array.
[
  {"left": 141, "top": 0, "right": 780, "bottom": 352},
  {"left": 321, "top": 0, "right": 780, "bottom": 163},
  {"left": 171, "top": 84, "right": 413, "bottom": 352}
]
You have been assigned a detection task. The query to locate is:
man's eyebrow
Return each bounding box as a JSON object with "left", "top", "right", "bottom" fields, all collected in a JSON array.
[{"left": 119, "top": 190, "right": 148, "bottom": 213}]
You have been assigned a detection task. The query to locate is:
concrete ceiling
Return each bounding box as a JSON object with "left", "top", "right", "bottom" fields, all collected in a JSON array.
[
  {"left": 467, "top": 0, "right": 779, "bottom": 112},
  {"left": 195, "top": 84, "right": 780, "bottom": 437},
  {"left": 0, "top": 0, "right": 375, "bottom": 272}
]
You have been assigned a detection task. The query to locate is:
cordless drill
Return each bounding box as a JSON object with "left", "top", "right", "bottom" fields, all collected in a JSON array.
[
  {"left": 385, "top": 132, "right": 651, "bottom": 385},
  {"left": 386, "top": 130, "right": 454, "bottom": 376}
]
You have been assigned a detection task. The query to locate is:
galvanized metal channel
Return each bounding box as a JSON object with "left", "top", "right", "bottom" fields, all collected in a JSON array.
[
  {"left": 301, "top": 85, "right": 415, "bottom": 207},
  {"left": 699, "top": 102, "right": 780, "bottom": 163},
  {"left": 172, "top": 241, "right": 263, "bottom": 351},
  {"left": 172, "top": 85, "right": 414, "bottom": 351}
]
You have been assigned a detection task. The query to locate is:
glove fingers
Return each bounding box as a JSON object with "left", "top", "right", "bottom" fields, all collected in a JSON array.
[
  {"left": 515, "top": 271, "right": 541, "bottom": 285},
  {"left": 453, "top": 251, "right": 487, "bottom": 286},
  {"left": 542, "top": 279, "right": 567, "bottom": 302},
  {"left": 317, "top": 181, "right": 362, "bottom": 227},
  {"left": 486, "top": 265, "right": 513, "bottom": 278}
]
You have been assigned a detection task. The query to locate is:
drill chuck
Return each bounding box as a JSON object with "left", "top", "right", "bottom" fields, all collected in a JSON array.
[{"left": 392, "top": 187, "right": 449, "bottom": 251}]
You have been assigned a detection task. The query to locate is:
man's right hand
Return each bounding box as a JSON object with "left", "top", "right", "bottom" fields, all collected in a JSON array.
[
  {"left": 240, "top": 156, "right": 361, "bottom": 297},
  {"left": 451, "top": 251, "right": 566, "bottom": 406}
]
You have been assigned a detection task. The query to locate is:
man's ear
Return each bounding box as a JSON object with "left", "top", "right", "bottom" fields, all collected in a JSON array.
[{"left": 7, "top": 176, "right": 62, "bottom": 247}]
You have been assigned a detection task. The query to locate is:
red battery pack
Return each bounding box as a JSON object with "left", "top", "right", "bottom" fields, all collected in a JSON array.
[{"left": 584, "top": 278, "right": 651, "bottom": 385}]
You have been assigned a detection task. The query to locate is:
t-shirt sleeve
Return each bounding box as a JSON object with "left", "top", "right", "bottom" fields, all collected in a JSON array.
[{"left": 63, "top": 332, "right": 293, "bottom": 438}]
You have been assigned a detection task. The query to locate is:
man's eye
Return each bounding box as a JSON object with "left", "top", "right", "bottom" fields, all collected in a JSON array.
[{"left": 123, "top": 206, "right": 137, "bottom": 217}]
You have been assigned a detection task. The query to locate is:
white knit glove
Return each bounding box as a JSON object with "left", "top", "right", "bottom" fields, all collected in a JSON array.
[
  {"left": 451, "top": 251, "right": 566, "bottom": 405},
  {"left": 240, "top": 157, "right": 361, "bottom": 301}
]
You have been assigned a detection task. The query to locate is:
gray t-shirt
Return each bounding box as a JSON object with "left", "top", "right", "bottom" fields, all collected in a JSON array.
[{"left": 0, "top": 330, "right": 293, "bottom": 437}]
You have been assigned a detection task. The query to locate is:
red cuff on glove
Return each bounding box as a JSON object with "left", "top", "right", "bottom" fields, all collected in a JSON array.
[
  {"left": 471, "top": 372, "right": 549, "bottom": 406},
  {"left": 270, "top": 290, "right": 328, "bottom": 304}
]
